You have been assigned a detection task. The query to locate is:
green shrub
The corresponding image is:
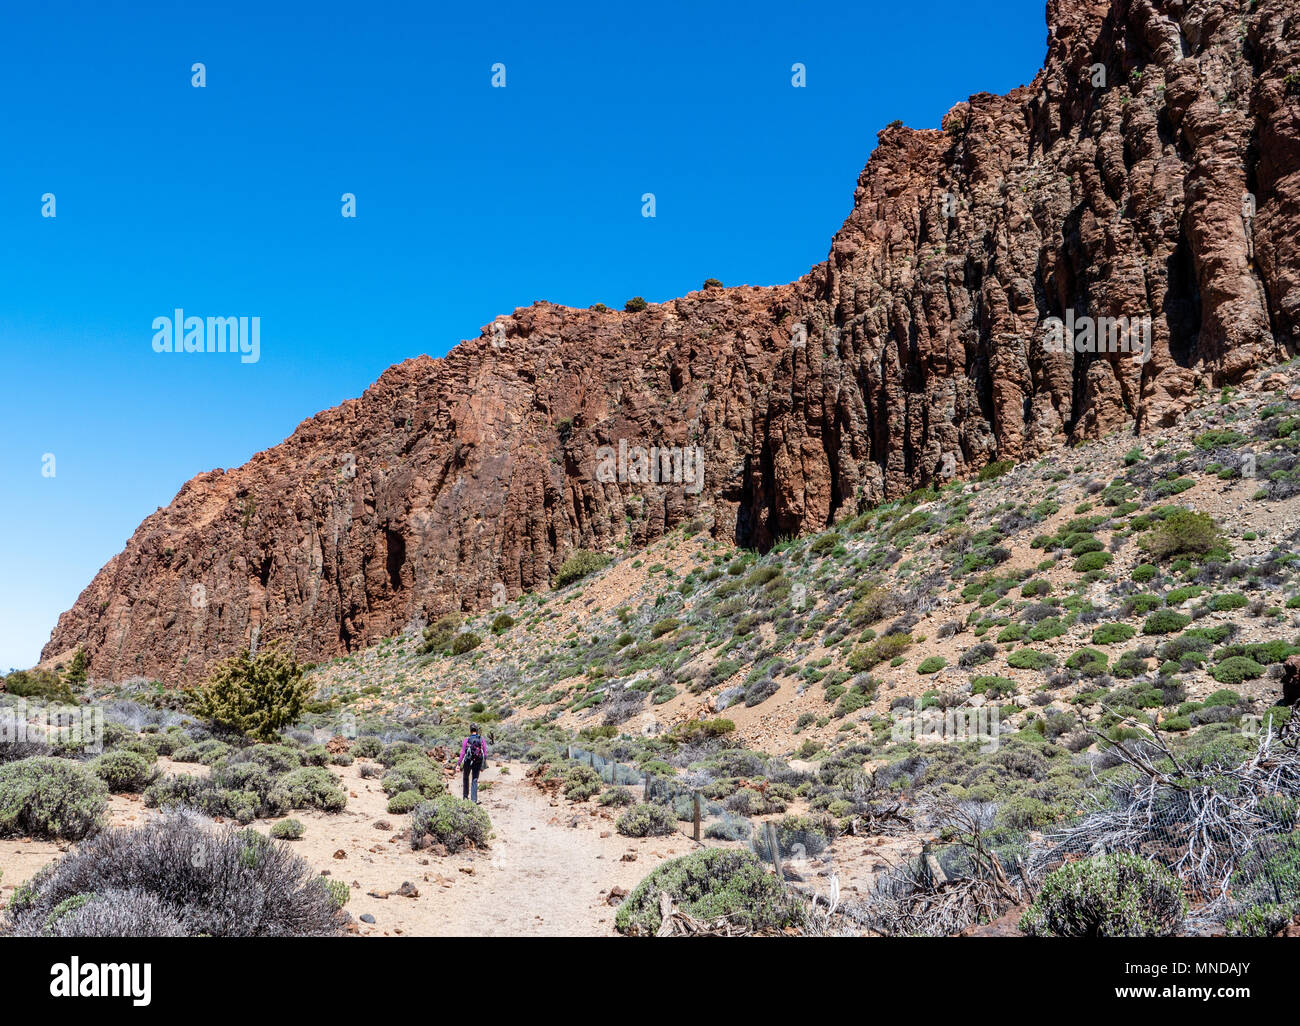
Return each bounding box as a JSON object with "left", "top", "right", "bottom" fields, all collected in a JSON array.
[
  {"left": 1008, "top": 649, "right": 1054, "bottom": 670},
  {"left": 616, "top": 802, "right": 677, "bottom": 838},
  {"left": 418, "top": 613, "right": 461, "bottom": 654},
  {"left": 491, "top": 613, "right": 515, "bottom": 634},
  {"left": 624, "top": 296, "right": 648, "bottom": 312},
  {"left": 1092, "top": 623, "right": 1136, "bottom": 645},
  {"left": 554, "top": 550, "right": 611, "bottom": 588},
  {"left": 1210, "top": 593, "right": 1248, "bottom": 612},
  {"left": 387, "top": 789, "right": 424, "bottom": 814},
  {"left": 1212, "top": 656, "right": 1265, "bottom": 685},
  {"left": 614, "top": 848, "right": 804, "bottom": 935},
  {"left": 409, "top": 795, "right": 492, "bottom": 852},
  {"left": 1131, "top": 563, "right": 1157, "bottom": 583},
  {"left": 1019, "top": 853, "right": 1186, "bottom": 937},
  {"left": 917, "top": 656, "right": 946, "bottom": 674},
  {"left": 325, "top": 878, "right": 351, "bottom": 909},
  {"left": 978, "top": 460, "right": 1014, "bottom": 482},
  {"left": 1, "top": 668, "right": 75, "bottom": 702},
  {"left": 270, "top": 818, "right": 305, "bottom": 840},
  {"left": 90, "top": 750, "right": 157, "bottom": 793},
  {"left": 1143, "top": 510, "right": 1225, "bottom": 562},
  {"left": 1143, "top": 610, "right": 1191, "bottom": 635},
  {"left": 0, "top": 757, "right": 107, "bottom": 840},
  {"left": 271, "top": 767, "right": 347, "bottom": 813},
  {"left": 450, "top": 632, "right": 482, "bottom": 655},
  {"left": 650, "top": 618, "right": 681, "bottom": 639},
  {"left": 193, "top": 644, "right": 311, "bottom": 742},
  {"left": 1072, "top": 551, "right": 1112, "bottom": 573},
  {"left": 563, "top": 764, "right": 602, "bottom": 802}
]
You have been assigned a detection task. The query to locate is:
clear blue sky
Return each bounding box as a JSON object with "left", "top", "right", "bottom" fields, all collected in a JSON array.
[{"left": 0, "top": 0, "right": 1046, "bottom": 671}]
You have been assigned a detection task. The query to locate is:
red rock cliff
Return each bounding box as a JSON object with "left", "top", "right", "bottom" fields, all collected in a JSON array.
[{"left": 43, "top": 0, "right": 1300, "bottom": 682}]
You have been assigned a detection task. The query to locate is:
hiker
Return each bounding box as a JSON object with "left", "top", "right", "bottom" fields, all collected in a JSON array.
[{"left": 458, "top": 724, "right": 488, "bottom": 803}]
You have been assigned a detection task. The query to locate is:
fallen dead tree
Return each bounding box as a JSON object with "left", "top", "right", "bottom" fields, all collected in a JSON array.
[
  {"left": 1031, "top": 708, "right": 1300, "bottom": 924},
  {"left": 859, "top": 796, "right": 1026, "bottom": 936}
]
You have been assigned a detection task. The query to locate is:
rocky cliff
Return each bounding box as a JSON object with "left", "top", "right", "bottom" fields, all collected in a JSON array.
[{"left": 43, "top": 0, "right": 1299, "bottom": 683}]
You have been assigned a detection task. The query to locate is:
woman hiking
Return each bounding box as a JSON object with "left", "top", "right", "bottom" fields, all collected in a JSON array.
[{"left": 457, "top": 725, "right": 488, "bottom": 803}]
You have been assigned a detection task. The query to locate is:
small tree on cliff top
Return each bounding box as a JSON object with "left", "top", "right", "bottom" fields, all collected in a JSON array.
[{"left": 195, "top": 643, "right": 311, "bottom": 742}]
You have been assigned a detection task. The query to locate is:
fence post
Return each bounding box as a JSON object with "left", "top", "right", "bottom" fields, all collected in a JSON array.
[
  {"left": 567, "top": 745, "right": 572, "bottom": 761},
  {"left": 766, "top": 821, "right": 784, "bottom": 884},
  {"left": 693, "top": 791, "right": 701, "bottom": 842},
  {"left": 645, "top": 772, "right": 652, "bottom": 802}
]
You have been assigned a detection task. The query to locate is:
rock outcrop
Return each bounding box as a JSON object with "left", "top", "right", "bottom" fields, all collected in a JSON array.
[{"left": 43, "top": 0, "right": 1299, "bottom": 682}]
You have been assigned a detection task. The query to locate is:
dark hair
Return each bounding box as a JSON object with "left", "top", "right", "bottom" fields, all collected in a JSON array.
[{"left": 470, "top": 725, "right": 479, "bottom": 734}]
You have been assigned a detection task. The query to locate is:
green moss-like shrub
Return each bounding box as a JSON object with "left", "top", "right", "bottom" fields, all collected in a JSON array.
[
  {"left": 1092, "top": 623, "right": 1136, "bottom": 645},
  {"left": 1143, "top": 610, "right": 1191, "bottom": 635},
  {"left": 1073, "top": 551, "right": 1113, "bottom": 573},
  {"left": 387, "top": 789, "right": 424, "bottom": 814},
  {"left": 0, "top": 757, "right": 107, "bottom": 840},
  {"left": 1211, "top": 656, "right": 1265, "bottom": 685},
  {"left": 554, "top": 550, "right": 611, "bottom": 589},
  {"left": 409, "top": 795, "right": 492, "bottom": 853},
  {"left": 270, "top": 767, "right": 347, "bottom": 813},
  {"left": 614, "top": 848, "right": 805, "bottom": 935},
  {"left": 90, "top": 750, "right": 158, "bottom": 793},
  {"left": 450, "top": 632, "right": 482, "bottom": 655},
  {"left": 1008, "top": 649, "right": 1055, "bottom": 671},
  {"left": 270, "top": 818, "right": 305, "bottom": 840},
  {"left": 616, "top": 802, "right": 677, "bottom": 838},
  {"left": 1019, "top": 853, "right": 1187, "bottom": 937}
]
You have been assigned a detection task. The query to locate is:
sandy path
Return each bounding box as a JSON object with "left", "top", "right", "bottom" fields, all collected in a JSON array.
[
  {"left": 251, "top": 759, "right": 712, "bottom": 937},
  {"left": 1, "top": 757, "right": 884, "bottom": 936}
]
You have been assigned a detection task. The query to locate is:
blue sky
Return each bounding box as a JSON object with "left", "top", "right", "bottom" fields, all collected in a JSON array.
[{"left": 0, "top": 0, "right": 1046, "bottom": 670}]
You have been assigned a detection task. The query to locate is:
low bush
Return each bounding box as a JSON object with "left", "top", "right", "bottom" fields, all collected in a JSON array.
[
  {"left": 1143, "top": 610, "right": 1191, "bottom": 635},
  {"left": 1019, "top": 853, "right": 1186, "bottom": 937},
  {"left": 616, "top": 802, "right": 677, "bottom": 838},
  {"left": 1, "top": 812, "right": 341, "bottom": 936},
  {"left": 0, "top": 757, "right": 107, "bottom": 840},
  {"left": 270, "top": 767, "right": 347, "bottom": 813},
  {"left": 409, "top": 795, "right": 492, "bottom": 853},
  {"left": 90, "top": 750, "right": 158, "bottom": 793},
  {"left": 554, "top": 550, "right": 610, "bottom": 589},
  {"left": 270, "top": 818, "right": 304, "bottom": 840},
  {"left": 614, "top": 848, "right": 805, "bottom": 935}
]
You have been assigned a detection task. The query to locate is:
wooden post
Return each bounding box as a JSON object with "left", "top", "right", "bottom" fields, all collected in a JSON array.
[
  {"left": 644, "top": 772, "right": 652, "bottom": 802},
  {"left": 567, "top": 745, "right": 572, "bottom": 761},
  {"left": 766, "top": 821, "right": 784, "bottom": 883},
  {"left": 692, "top": 791, "right": 701, "bottom": 842}
]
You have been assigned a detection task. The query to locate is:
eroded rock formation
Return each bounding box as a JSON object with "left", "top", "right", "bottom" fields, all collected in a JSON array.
[{"left": 43, "top": 0, "right": 1299, "bottom": 682}]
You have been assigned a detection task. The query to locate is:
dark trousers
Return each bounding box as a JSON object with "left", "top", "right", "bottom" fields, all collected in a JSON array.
[{"left": 462, "top": 763, "right": 480, "bottom": 802}]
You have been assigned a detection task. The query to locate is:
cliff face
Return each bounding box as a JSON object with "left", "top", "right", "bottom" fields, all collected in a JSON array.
[{"left": 43, "top": 0, "right": 1299, "bottom": 683}]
